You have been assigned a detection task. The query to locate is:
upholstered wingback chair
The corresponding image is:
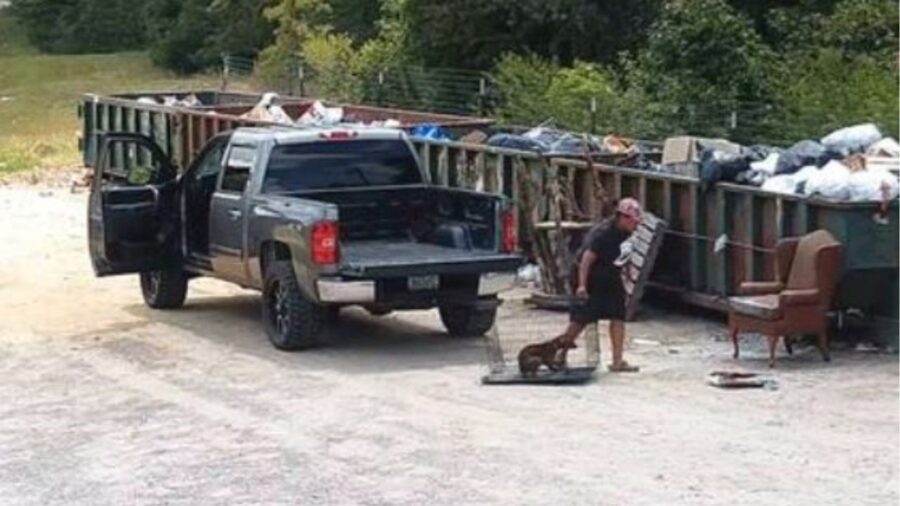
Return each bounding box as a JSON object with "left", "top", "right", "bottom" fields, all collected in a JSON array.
[{"left": 728, "top": 230, "right": 844, "bottom": 367}]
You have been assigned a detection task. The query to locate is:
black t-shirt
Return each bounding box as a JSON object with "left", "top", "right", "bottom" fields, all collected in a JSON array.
[{"left": 580, "top": 219, "right": 629, "bottom": 282}]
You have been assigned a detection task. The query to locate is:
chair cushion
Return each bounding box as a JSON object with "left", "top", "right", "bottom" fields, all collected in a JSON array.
[{"left": 729, "top": 294, "right": 782, "bottom": 320}]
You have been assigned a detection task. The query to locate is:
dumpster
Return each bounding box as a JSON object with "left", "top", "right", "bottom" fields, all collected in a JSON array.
[
  {"left": 77, "top": 90, "right": 899, "bottom": 325},
  {"left": 79, "top": 90, "right": 494, "bottom": 171}
]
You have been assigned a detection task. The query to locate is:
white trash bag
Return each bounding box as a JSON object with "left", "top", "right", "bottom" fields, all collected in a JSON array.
[
  {"left": 242, "top": 92, "right": 294, "bottom": 125},
  {"left": 750, "top": 153, "right": 780, "bottom": 175},
  {"left": 866, "top": 137, "right": 900, "bottom": 158},
  {"left": 296, "top": 100, "right": 344, "bottom": 127},
  {"left": 821, "top": 123, "right": 882, "bottom": 154},
  {"left": 848, "top": 170, "right": 900, "bottom": 202},
  {"left": 805, "top": 160, "right": 851, "bottom": 201},
  {"left": 761, "top": 175, "right": 798, "bottom": 195}
]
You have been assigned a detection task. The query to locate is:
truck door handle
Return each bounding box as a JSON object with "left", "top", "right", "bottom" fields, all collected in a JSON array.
[{"left": 227, "top": 209, "right": 242, "bottom": 220}]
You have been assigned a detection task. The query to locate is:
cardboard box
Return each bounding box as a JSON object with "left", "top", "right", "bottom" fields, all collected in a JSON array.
[{"left": 662, "top": 136, "right": 742, "bottom": 177}]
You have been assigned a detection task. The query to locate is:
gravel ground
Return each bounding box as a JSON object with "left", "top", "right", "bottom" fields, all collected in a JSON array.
[{"left": 0, "top": 185, "right": 897, "bottom": 505}]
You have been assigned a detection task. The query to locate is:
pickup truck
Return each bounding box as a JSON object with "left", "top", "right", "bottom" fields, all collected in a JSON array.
[{"left": 88, "top": 126, "right": 522, "bottom": 350}]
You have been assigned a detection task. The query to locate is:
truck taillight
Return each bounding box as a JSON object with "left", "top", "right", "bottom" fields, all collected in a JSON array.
[
  {"left": 501, "top": 209, "right": 517, "bottom": 253},
  {"left": 311, "top": 221, "right": 339, "bottom": 265}
]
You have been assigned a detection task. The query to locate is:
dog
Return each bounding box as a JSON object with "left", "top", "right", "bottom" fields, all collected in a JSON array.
[{"left": 518, "top": 336, "right": 577, "bottom": 378}]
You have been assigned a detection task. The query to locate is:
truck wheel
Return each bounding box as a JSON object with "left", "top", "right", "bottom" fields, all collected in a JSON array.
[
  {"left": 262, "top": 261, "right": 323, "bottom": 351},
  {"left": 439, "top": 302, "right": 497, "bottom": 337},
  {"left": 140, "top": 268, "right": 188, "bottom": 309}
]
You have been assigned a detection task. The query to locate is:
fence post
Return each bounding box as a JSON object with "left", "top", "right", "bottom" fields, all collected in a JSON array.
[
  {"left": 376, "top": 71, "right": 385, "bottom": 107},
  {"left": 478, "top": 78, "right": 487, "bottom": 117},
  {"left": 221, "top": 54, "right": 229, "bottom": 91},
  {"left": 298, "top": 63, "right": 305, "bottom": 97}
]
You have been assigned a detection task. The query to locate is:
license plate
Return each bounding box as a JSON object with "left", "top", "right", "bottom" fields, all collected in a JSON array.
[{"left": 407, "top": 275, "right": 439, "bottom": 291}]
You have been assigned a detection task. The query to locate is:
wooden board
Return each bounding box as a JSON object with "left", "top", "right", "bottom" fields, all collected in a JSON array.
[{"left": 621, "top": 212, "right": 669, "bottom": 320}]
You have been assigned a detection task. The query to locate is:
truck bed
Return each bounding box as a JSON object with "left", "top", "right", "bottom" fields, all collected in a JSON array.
[{"left": 340, "top": 240, "right": 521, "bottom": 278}]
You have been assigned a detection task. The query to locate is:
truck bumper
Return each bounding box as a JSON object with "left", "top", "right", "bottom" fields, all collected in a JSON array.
[
  {"left": 317, "top": 279, "right": 377, "bottom": 303},
  {"left": 317, "top": 272, "right": 517, "bottom": 304}
]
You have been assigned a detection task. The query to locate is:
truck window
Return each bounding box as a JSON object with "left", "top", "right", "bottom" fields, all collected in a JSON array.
[
  {"left": 262, "top": 140, "right": 422, "bottom": 193},
  {"left": 220, "top": 145, "right": 256, "bottom": 193}
]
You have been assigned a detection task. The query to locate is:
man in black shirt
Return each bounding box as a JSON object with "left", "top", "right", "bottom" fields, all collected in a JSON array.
[{"left": 556, "top": 198, "right": 642, "bottom": 372}]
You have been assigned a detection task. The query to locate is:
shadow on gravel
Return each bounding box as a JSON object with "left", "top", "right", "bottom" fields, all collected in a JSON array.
[{"left": 119, "top": 294, "right": 486, "bottom": 374}]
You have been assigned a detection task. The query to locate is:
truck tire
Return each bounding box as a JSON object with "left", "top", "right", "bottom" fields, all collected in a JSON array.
[
  {"left": 262, "top": 261, "right": 323, "bottom": 351},
  {"left": 140, "top": 268, "right": 188, "bottom": 309},
  {"left": 439, "top": 302, "right": 497, "bottom": 337}
]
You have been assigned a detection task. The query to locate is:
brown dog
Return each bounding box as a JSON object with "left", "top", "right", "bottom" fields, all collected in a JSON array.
[{"left": 518, "top": 337, "right": 577, "bottom": 378}]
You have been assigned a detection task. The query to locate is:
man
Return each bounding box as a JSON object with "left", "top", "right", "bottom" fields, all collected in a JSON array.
[{"left": 556, "top": 198, "right": 643, "bottom": 372}]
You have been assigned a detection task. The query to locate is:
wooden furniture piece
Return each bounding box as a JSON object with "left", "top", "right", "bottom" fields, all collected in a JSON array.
[{"left": 728, "top": 230, "right": 844, "bottom": 367}]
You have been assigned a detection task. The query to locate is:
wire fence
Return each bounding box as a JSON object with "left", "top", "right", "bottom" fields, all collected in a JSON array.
[{"left": 218, "top": 53, "right": 894, "bottom": 148}]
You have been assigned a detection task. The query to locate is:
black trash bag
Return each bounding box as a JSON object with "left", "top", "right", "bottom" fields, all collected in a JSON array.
[
  {"left": 735, "top": 169, "right": 768, "bottom": 187},
  {"left": 700, "top": 149, "right": 751, "bottom": 191},
  {"left": 745, "top": 145, "right": 782, "bottom": 162},
  {"left": 486, "top": 133, "right": 550, "bottom": 153},
  {"left": 775, "top": 140, "right": 834, "bottom": 175},
  {"left": 547, "top": 134, "right": 602, "bottom": 156}
]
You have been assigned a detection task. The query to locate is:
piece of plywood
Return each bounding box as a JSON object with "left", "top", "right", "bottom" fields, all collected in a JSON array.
[{"left": 623, "top": 212, "right": 668, "bottom": 320}]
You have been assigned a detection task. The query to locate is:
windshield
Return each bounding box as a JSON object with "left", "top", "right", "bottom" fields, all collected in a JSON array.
[{"left": 263, "top": 139, "right": 423, "bottom": 193}]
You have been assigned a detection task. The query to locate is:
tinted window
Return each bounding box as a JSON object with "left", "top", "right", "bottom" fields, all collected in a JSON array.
[
  {"left": 193, "top": 137, "right": 229, "bottom": 180},
  {"left": 263, "top": 140, "right": 422, "bottom": 193},
  {"left": 220, "top": 145, "right": 256, "bottom": 193}
]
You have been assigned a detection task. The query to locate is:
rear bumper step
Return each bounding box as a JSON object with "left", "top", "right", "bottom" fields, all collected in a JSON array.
[{"left": 316, "top": 271, "right": 517, "bottom": 304}]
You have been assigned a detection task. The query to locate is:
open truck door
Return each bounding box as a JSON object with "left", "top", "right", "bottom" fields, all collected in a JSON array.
[{"left": 88, "top": 133, "right": 179, "bottom": 276}]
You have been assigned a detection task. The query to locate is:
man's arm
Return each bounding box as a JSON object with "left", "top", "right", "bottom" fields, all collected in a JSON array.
[{"left": 577, "top": 250, "right": 598, "bottom": 297}]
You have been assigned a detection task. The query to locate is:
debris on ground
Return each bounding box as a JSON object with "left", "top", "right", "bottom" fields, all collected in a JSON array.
[{"left": 706, "top": 371, "right": 779, "bottom": 390}]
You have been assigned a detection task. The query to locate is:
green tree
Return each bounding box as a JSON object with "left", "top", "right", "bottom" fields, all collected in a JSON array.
[
  {"left": 10, "top": 0, "right": 145, "bottom": 53},
  {"left": 208, "top": 0, "right": 274, "bottom": 58},
  {"left": 327, "top": 0, "right": 382, "bottom": 44},
  {"left": 402, "top": 0, "right": 662, "bottom": 70},
  {"left": 817, "top": 0, "right": 899, "bottom": 59},
  {"left": 492, "top": 54, "right": 623, "bottom": 132},
  {"left": 256, "top": 0, "right": 331, "bottom": 89},
  {"left": 622, "top": 0, "right": 777, "bottom": 141},
  {"left": 145, "top": 0, "right": 217, "bottom": 73},
  {"left": 775, "top": 48, "right": 898, "bottom": 141}
]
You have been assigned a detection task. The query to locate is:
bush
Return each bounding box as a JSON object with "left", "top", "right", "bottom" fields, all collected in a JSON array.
[
  {"left": 492, "top": 54, "right": 623, "bottom": 133},
  {"left": 301, "top": 33, "right": 359, "bottom": 102}
]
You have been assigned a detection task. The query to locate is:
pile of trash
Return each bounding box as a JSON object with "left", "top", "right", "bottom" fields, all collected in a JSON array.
[
  {"left": 486, "top": 126, "right": 654, "bottom": 158},
  {"left": 662, "top": 124, "right": 900, "bottom": 203},
  {"left": 137, "top": 94, "right": 203, "bottom": 108}
]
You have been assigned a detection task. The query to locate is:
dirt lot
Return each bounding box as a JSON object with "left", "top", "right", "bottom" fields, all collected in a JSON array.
[{"left": 0, "top": 184, "right": 897, "bottom": 505}]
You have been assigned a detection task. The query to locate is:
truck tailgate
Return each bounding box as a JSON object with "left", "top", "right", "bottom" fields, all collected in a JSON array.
[{"left": 340, "top": 241, "right": 521, "bottom": 278}]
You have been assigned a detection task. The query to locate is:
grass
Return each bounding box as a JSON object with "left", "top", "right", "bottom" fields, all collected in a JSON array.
[{"left": 0, "top": 9, "right": 222, "bottom": 174}]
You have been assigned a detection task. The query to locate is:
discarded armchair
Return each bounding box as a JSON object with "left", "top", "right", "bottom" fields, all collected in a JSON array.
[{"left": 728, "top": 230, "right": 844, "bottom": 367}]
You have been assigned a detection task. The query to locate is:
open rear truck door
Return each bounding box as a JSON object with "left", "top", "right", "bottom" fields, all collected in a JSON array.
[{"left": 88, "top": 133, "right": 179, "bottom": 276}]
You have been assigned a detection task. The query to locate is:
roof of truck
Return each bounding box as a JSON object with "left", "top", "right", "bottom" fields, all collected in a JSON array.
[{"left": 233, "top": 125, "right": 408, "bottom": 144}]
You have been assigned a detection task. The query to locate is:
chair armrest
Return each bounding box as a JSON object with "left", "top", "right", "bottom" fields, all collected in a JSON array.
[
  {"left": 739, "top": 281, "right": 784, "bottom": 295},
  {"left": 780, "top": 289, "right": 820, "bottom": 306}
]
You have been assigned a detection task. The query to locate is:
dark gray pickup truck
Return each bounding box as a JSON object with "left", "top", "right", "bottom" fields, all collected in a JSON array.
[{"left": 88, "top": 126, "right": 522, "bottom": 350}]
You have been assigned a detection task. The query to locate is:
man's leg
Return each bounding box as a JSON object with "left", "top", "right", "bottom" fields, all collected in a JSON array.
[
  {"left": 608, "top": 319, "right": 638, "bottom": 371},
  {"left": 609, "top": 320, "right": 625, "bottom": 366},
  {"left": 557, "top": 322, "right": 586, "bottom": 346}
]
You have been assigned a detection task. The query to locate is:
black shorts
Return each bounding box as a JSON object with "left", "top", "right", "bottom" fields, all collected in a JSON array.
[{"left": 569, "top": 272, "right": 626, "bottom": 323}]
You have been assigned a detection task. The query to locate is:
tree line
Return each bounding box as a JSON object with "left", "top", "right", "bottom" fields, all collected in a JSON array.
[{"left": 8, "top": 0, "right": 898, "bottom": 143}]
